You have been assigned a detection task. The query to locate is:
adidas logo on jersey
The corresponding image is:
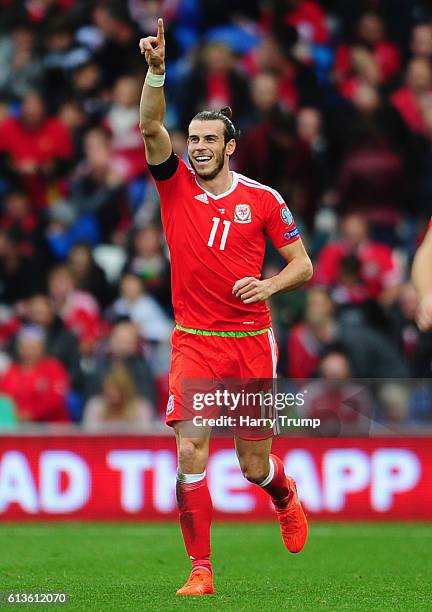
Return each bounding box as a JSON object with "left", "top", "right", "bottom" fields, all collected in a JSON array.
[{"left": 194, "top": 193, "right": 209, "bottom": 203}]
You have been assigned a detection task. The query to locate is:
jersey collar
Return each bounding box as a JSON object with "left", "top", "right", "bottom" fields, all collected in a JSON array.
[{"left": 194, "top": 172, "right": 238, "bottom": 200}]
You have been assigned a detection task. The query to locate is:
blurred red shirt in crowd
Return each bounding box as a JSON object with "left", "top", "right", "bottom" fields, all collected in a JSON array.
[
  {"left": 333, "top": 12, "right": 400, "bottom": 86},
  {"left": 0, "top": 326, "right": 70, "bottom": 422},
  {"left": 47, "top": 265, "right": 106, "bottom": 350},
  {"left": 287, "top": 288, "right": 334, "bottom": 379},
  {"left": 287, "top": 323, "right": 320, "bottom": 379},
  {"left": 390, "top": 58, "right": 432, "bottom": 134},
  {"left": 0, "top": 0, "right": 74, "bottom": 21},
  {"left": 314, "top": 213, "right": 401, "bottom": 301},
  {"left": 285, "top": 0, "right": 329, "bottom": 44},
  {"left": 261, "top": 0, "right": 329, "bottom": 45},
  {"left": 0, "top": 92, "right": 73, "bottom": 209}
]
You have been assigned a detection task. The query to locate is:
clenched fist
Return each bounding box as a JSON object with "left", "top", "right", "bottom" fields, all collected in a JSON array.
[{"left": 232, "top": 277, "right": 275, "bottom": 304}]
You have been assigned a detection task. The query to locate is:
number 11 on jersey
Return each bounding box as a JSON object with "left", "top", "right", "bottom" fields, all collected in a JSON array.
[{"left": 207, "top": 217, "right": 231, "bottom": 250}]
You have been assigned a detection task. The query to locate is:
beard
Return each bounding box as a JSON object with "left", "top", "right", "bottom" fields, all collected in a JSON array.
[{"left": 188, "top": 147, "right": 226, "bottom": 181}]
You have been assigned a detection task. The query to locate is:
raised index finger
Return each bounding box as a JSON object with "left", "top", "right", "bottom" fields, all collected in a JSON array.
[{"left": 157, "top": 17, "right": 165, "bottom": 43}]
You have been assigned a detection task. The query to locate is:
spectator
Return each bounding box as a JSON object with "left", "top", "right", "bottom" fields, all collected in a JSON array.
[
  {"left": 243, "top": 29, "right": 319, "bottom": 111},
  {"left": 281, "top": 0, "right": 329, "bottom": 46},
  {"left": 337, "top": 46, "right": 381, "bottom": 102},
  {"left": 92, "top": 2, "right": 144, "bottom": 86},
  {"left": 179, "top": 42, "right": 252, "bottom": 130},
  {"left": 314, "top": 213, "right": 402, "bottom": 303},
  {"left": 377, "top": 383, "right": 410, "bottom": 426},
  {"left": 296, "top": 106, "right": 334, "bottom": 195},
  {"left": 58, "top": 101, "right": 88, "bottom": 162},
  {"left": 0, "top": 307, "right": 21, "bottom": 351},
  {"left": 390, "top": 58, "right": 432, "bottom": 135},
  {"left": 332, "top": 84, "right": 409, "bottom": 224},
  {"left": 68, "top": 242, "right": 112, "bottom": 308},
  {"left": 249, "top": 72, "right": 280, "bottom": 122},
  {"left": 0, "top": 91, "right": 73, "bottom": 209},
  {"left": 47, "top": 264, "right": 103, "bottom": 350},
  {"left": 236, "top": 106, "right": 317, "bottom": 225},
  {"left": 22, "top": 292, "right": 83, "bottom": 391},
  {"left": 45, "top": 199, "right": 100, "bottom": 261},
  {"left": 287, "top": 286, "right": 333, "bottom": 379},
  {"left": 108, "top": 273, "right": 173, "bottom": 343},
  {"left": 301, "top": 348, "right": 374, "bottom": 436},
  {"left": 83, "top": 364, "right": 154, "bottom": 429},
  {"left": 287, "top": 287, "right": 409, "bottom": 379},
  {"left": 104, "top": 74, "right": 146, "bottom": 181},
  {"left": 389, "top": 283, "right": 424, "bottom": 371},
  {"left": 333, "top": 11, "right": 400, "bottom": 87},
  {"left": 124, "top": 225, "right": 171, "bottom": 312},
  {"left": 70, "top": 59, "right": 106, "bottom": 122},
  {"left": 410, "top": 22, "right": 432, "bottom": 62},
  {"left": 1, "top": 0, "right": 72, "bottom": 26},
  {"left": 69, "top": 126, "right": 128, "bottom": 242},
  {"left": 296, "top": 106, "right": 324, "bottom": 151},
  {"left": 41, "top": 15, "right": 92, "bottom": 110},
  {"left": 0, "top": 230, "right": 43, "bottom": 305},
  {"left": 330, "top": 253, "right": 370, "bottom": 315},
  {"left": 0, "top": 22, "right": 44, "bottom": 101},
  {"left": 0, "top": 190, "right": 37, "bottom": 257},
  {"left": 84, "top": 321, "right": 155, "bottom": 409},
  {"left": 0, "top": 325, "right": 70, "bottom": 422}
]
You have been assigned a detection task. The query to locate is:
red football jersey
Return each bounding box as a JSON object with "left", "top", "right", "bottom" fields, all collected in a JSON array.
[{"left": 154, "top": 157, "right": 300, "bottom": 331}]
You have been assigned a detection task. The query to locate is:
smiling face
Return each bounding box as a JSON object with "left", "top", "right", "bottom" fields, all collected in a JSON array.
[{"left": 187, "top": 119, "right": 235, "bottom": 181}]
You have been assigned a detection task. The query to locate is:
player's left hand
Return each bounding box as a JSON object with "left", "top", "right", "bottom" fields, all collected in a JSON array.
[{"left": 232, "top": 277, "right": 274, "bottom": 303}]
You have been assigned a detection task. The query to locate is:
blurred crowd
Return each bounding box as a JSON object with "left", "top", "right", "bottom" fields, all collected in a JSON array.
[{"left": 1, "top": 0, "right": 432, "bottom": 432}]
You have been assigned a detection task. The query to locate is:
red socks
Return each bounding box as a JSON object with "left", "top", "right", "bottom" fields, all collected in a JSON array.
[
  {"left": 176, "top": 474, "right": 213, "bottom": 574},
  {"left": 175, "top": 456, "right": 290, "bottom": 573},
  {"left": 259, "top": 454, "right": 293, "bottom": 508}
]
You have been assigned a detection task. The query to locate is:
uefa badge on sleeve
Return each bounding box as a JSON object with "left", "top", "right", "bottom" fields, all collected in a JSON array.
[
  {"left": 281, "top": 205, "right": 294, "bottom": 225},
  {"left": 234, "top": 204, "right": 252, "bottom": 224}
]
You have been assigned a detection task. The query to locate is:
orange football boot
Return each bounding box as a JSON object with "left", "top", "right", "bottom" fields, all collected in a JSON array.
[
  {"left": 176, "top": 568, "right": 215, "bottom": 596},
  {"left": 275, "top": 476, "right": 308, "bottom": 553}
]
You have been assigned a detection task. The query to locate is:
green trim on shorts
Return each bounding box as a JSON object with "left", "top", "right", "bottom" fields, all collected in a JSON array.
[{"left": 175, "top": 324, "right": 270, "bottom": 337}]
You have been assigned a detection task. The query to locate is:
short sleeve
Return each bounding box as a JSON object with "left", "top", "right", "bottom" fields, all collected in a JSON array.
[
  {"left": 148, "top": 152, "right": 186, "bottom": 202},
  {"left": 262, "top": 190, "right": 300, "bottom": 248}
]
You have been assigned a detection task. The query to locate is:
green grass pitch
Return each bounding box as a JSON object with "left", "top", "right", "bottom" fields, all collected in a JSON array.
[{"left": 1, "top": 522, "right": 431, "bottom": 611}]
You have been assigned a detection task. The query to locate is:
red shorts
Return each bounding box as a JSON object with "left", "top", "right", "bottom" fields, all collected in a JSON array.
[{"left": 166, "top": 327, "right": 279, "bottom": 439}]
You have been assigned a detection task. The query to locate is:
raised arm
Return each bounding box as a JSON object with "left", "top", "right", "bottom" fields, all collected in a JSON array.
[{"left": 139, "top": 18, "right": 172, "bottom": 165}]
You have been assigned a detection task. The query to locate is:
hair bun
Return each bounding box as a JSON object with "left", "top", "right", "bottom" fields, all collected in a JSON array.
[{"left": 220, "top": 106, "right": 233, "bottom": 119}]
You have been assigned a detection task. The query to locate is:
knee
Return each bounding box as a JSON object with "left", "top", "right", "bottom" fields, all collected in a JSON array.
[
  {"left": 239, "top": 458, "right": 269, "bottom": 485},
  {"left": 178, "top": 439, "right": 206, "bottom": 473}
]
